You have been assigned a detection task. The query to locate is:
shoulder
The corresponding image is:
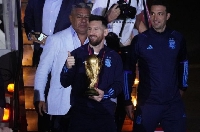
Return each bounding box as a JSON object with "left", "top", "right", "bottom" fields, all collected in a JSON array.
[
  {"left": 51, "top": 28, "right": 71, "bottom": 38},
  {"left": 105, "top": 46, "right": 121, "bottom": 60},
  {"left": 170, "top": 30, "right": 184, "bottom": 39},
  {"left": 46, "top": 28, "right": 72, "bottom": 43},
  {"left": 71, "top": 44, "right": 88, "bottom": 55}
]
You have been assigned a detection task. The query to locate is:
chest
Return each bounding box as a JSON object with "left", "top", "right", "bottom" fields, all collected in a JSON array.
[{"left": 138, "top": 35, "right": 180, "bottom": 64}]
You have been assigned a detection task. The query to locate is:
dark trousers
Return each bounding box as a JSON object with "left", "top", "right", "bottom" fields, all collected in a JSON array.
[
  {"left": 37, "top": 113, "right": 71, "bottom": 132},
  {"left": 115, "top": 46, "right": 133, "bottom": 132},
  {"left": 68, "top": 107, "right": 117, "bottom": 132},
  {"left": 133, "top": 100, "right": 187, "bottom": 132},
  {"left": 115, "top": 93, "right": 127, "bottom": 132},
  {"left": 35, "top": 72, "right": 51, "bottom": 132},
  {"left": 51, "top": 113, "right": 71, "bottom": 132},
  {"left": 32, "top": 44, "right": 43, "bottom": 67},
  {"left": 37, "top": 112, "right": 51, "bottom": 132}
]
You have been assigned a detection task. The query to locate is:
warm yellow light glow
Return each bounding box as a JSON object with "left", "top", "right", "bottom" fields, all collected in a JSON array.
[
  {"left": 3, "top": 108, "right": 10, "bottom": 121},
  {"left": 134, "top": 78, "right": 139, "bottom": 85},
  {"left": 7, "top": 83, "right": 14, "bottom": 92},
  {"left": 131, "top": 96, "right": 137, "bottom": 107}
]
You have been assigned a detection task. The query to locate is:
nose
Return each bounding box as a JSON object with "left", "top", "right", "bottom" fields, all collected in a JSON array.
[
  {"left": 153, "top": 15, "right": 158, "bottom": 21},
  {"left": 88, "top": 29, "right": 94, "bottom": 35},
  {"left": 81, "top": 17, "right": 88, "bottom": 23}
]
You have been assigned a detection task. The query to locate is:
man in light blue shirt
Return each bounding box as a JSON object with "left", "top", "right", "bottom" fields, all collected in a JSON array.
[
  {"left": 24, "top": 0, "right": 84, "bottom": 67},
  {"left": 34, "top": 3, "right": 90, "bottom": 132}
]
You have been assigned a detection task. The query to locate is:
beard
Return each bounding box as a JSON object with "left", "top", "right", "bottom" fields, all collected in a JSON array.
[{"left": 89, "top": 35, "right": 103, "bottom": 46}]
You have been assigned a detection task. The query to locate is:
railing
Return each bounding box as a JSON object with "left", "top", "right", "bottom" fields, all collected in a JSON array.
[{"left": 12, "top": 0, "right": 24, "bottom": 131}]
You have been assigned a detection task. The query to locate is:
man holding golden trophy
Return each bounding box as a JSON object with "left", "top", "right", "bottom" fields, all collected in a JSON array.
[{"left": 60, "top": 15, "right": 123, "bottom": 131}]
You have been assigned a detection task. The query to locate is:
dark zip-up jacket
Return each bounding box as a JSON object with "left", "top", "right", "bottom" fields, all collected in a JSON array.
[
  {"left": 130, "top": 27, "right": 188, "bottom": 105},
  {"left": 60, "top": 43, "right": 123, "bottom": 116}
]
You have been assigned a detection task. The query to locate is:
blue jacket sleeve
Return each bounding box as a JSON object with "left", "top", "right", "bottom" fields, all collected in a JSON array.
[
  {"left": 178, "top": 37, "right": 188, "bottom": 91},
  {"left": 60, "top": 64, "right": 75, "bottom": 88},
  {"left": 103, "top": 53, "right": 124, "bottom": 99},
  {"left": 122, "top": 36, "right": 139, "bottom": 106},
  {"left": 24, "top": 0, "right": 36, "bottom": 37}
]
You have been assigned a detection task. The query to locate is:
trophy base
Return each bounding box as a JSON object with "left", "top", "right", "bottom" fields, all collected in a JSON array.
[{"left": 85, "top": 88, "right": 99, "bottom": 96}]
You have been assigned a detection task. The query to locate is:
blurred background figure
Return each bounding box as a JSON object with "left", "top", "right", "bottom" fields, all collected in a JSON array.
[{"left": 0, "top": 70, "right": 6, "bottom": 122}]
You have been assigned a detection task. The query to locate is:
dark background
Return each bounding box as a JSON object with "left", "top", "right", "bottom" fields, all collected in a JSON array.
[{"left": 167, "top": 0, "right": 200, "bottom": 131}]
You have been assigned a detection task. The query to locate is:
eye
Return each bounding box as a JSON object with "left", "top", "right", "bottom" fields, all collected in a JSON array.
[
  {"left": 150, "top": 12, "right": 154, "bottom": 16},
  {"left": 76, "top": 15, "right": 83, "bottom": 18}
]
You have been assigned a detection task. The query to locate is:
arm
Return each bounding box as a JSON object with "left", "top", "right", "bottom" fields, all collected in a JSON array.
[
  {"left": 24, "top": 0, "right": 35, "bottom": 38},
  {"left": 178, "top": 37, "right": 188, "bottom": 93},
  {"left": 24, "top": 0, "right": 44, "bottom": 43},
  {"left": 104, "top": 54, "right": 124, "bottom": 100},
  {"left": 60, "top": 52, "right": 76, "bottom": 88},
  {"left": 34, "top": 36, "right": 58, "bottom": 115},
  {"left": 125, "top": 36, "right": 139, "bottom": 120},
  {"left": 105, "top": 4, "right": 121, "bottom": 23},
  {"left": 134, "top": 0, "right": 147, "bottom": 33},
  {"left": 135, "top": 13, "right": 147, "bottom": 33}
]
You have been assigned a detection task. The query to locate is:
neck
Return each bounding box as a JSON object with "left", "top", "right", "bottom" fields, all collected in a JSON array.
[
  {"left": 89, "top": 42, "right": 104, "bottom": 53},
  {"left": 77, "top": 34, "right": 87, "bottom": 45},
  {"left": 153, "top": 25, "right": 166, "bottom": 33}
]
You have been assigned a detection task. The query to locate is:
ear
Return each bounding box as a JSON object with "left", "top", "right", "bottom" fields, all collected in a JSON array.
[
  {"left": 69, "top": 15, "right": 72, "bottom": 23},
  {"left": 166, "top": 13, "right": 171, "bottom": 20},
  {"left": 104, "top": 29, "right": 108, "bottom": 37}
]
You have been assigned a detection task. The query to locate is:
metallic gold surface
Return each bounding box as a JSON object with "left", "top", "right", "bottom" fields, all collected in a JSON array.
[{"left": 85, "top": 54, "right": 102, "bottom": 96}]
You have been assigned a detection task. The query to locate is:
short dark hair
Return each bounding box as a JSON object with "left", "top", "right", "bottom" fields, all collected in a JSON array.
[
  {"left": 151, "top": 0, "right": 171, "bottom": 13},
  {"left": 89, "top": 15, "right": 108, "bottom": 28},
  {"left": 71, "top": 2, "right": 91, "bottom": 14}
]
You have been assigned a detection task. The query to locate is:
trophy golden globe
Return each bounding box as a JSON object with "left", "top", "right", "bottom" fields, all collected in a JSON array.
[{"left": 85, "top": 54, "right": 102, "bottom": 96}]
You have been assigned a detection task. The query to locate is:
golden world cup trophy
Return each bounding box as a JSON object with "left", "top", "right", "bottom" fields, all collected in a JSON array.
[{"left": 85, "top": 54, "right": 102, "bottom": 96}]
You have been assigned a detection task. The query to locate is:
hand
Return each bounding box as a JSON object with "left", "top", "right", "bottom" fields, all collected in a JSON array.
[
  {"left": 0, "top": 107, "right": 4, "bottom": 122},
  {"left": 125, "top": 105, "right": 134, "bottom": 120},
  {"left": 34, "top": 101, "right": 46, "bottom": 116},
  {"left": 180, "top": 90, "right": 184, "bottom": 97},
  {"left": 89, "top": 88, "right": 104, "bottom": 102},
  {"left": 40, "top": 37, "right": 47, "bottom": 45},
  {"left": 106, "top": 4, "right": 120, "bottom": 22},
  {"left": 30, "top": 32, "right": 47, "bottom": 44},
  {"left": 66, "top": 51, "right": 75, "bottom": 69}
]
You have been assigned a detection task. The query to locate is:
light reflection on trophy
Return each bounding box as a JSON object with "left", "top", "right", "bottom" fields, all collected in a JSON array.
[{"left": 85, "top": 54, "right": 102, "bottom": 96}]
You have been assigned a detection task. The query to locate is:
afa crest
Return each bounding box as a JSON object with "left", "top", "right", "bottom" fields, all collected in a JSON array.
[
  {"left": 105, "top": 57, "right": 111, "bottom": 67},
  {"left": 169, "top": 38, "right": 176, "bottom": 49}
]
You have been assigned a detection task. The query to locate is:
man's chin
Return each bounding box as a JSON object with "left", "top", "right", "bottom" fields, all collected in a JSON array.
[{"left": 90, "top": 42, "right": 99, "bottom": 46}]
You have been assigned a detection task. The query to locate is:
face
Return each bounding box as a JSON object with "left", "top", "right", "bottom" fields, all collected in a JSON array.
[
  {"left": 70, "top": 8, "right": 90, "bottom": 35},
  {"left": 87, "top": 21, "right": 108, "bottom": 46},
  {"left": 150, "top": 5, "right": 170, "bottom": 32}
]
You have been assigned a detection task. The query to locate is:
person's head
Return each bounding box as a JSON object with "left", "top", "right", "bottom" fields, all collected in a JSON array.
[
  {"left": 87, "top": 15, "right": 108, "bottom": 47},
  {"left": 70, "top": 3, "right": 91, "bottom": 35},
  {"left": 150, "top": 0, "right": 171, "bottom": 32}
]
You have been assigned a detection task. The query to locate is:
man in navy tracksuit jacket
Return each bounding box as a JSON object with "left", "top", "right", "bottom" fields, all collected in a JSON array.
[
  {"left": 60, "top": 15, "right": 123, "bottom": 132},
  {"left": 130, "top": 0, "right": 188, "bottom": 132}
]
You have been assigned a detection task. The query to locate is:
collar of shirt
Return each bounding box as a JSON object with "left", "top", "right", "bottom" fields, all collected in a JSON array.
[{"left": 70, "top": 26, "right": 89, "bottom": 49}]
